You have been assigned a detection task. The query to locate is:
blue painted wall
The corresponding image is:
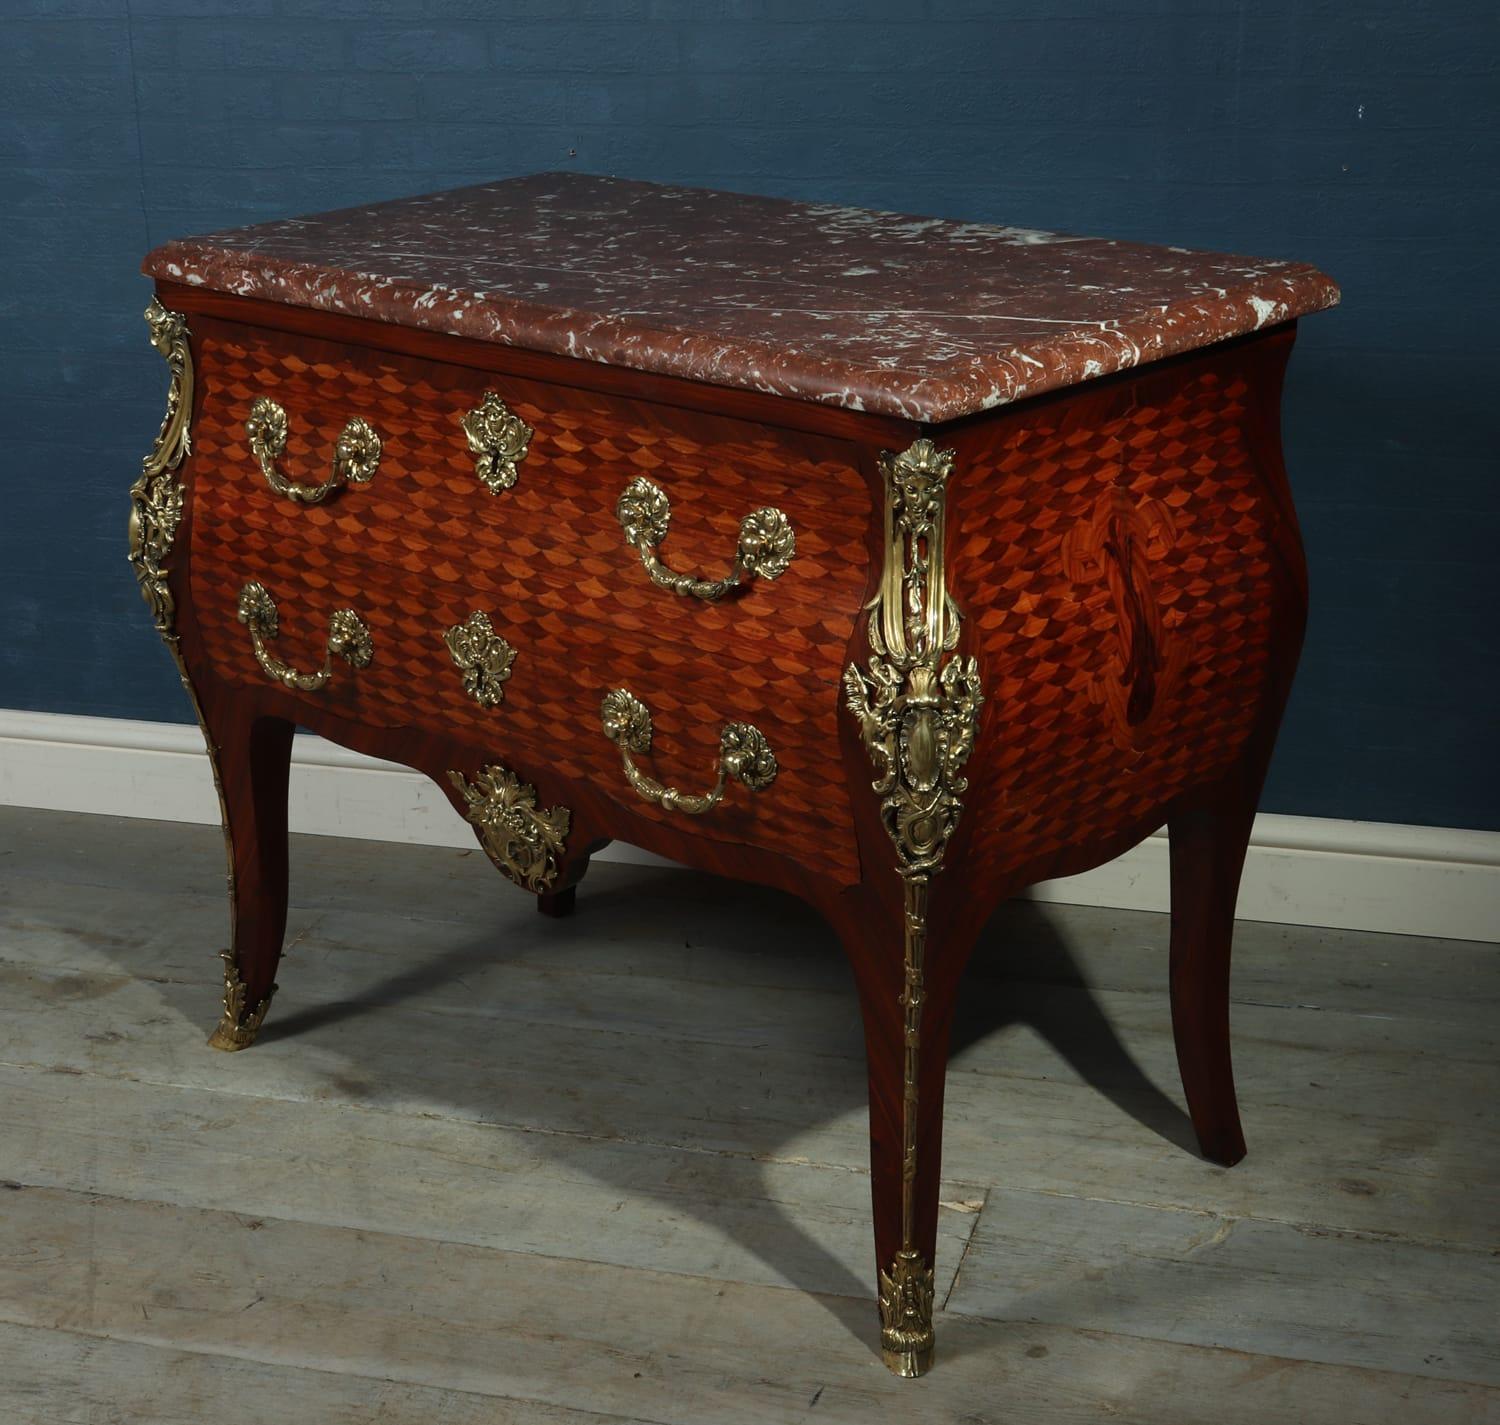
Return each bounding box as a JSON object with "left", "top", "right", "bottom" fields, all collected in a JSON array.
[{"left": 2, "top": 1, "right": 1496, "bottom": 830}]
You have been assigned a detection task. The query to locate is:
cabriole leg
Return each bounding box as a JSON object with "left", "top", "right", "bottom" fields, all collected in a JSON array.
[
  {"left": 1163, "top": 352, "right": 1308, "bottom": 1164},
  {"left": 1166, "top": 550, "right": 1301, "bottom": 1168},
  {"left": 1167, "top": 780, "right": 1259, "bottom": 1165},
  {"left": 197, "top": 700, "right": 295, "bottom": 1051},
  {"left": 838, "top": 884, "right": 959, "bottom": 1378}
]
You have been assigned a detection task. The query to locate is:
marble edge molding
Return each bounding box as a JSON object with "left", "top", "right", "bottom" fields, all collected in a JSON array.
[{"left": 141, "top": 194, "right": 1339, "bottom": 425}]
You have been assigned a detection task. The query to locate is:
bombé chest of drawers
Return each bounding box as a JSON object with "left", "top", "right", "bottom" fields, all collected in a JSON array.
[{"left": 130, "top": 173, "right": 1338, "bottom": 1378}]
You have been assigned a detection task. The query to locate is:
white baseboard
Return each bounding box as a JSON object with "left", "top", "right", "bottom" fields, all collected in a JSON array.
[{"left": 1, "top": 709, "right": 1495, "bottom": 942}]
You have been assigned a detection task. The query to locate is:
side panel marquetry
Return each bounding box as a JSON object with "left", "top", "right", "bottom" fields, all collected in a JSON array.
[
  {"left": 949, "top": 351, "right": 1291, "bottom": 882},
  {"left": 183, "top": 316, "right": 872, "bottom": 882}
]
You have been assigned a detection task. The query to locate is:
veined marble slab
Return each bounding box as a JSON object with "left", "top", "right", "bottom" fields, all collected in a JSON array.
[{"left": 142, "top": 172, "right": 1338, "bottom": 422}]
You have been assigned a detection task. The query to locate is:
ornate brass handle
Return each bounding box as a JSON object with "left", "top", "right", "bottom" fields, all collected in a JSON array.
[
  {"left": 615, "top": 476, "right": 795, "bottom": 601},
  {"left": 237, "top": 581, "right": 373, "bottom": 691},
  {"left": 599, "top": 688, "right": 777, "bottom": 814},
  {"left": 462, "top": 391, "right": 534, "bottom": 494},
  {"left": 244, "top": 396, "right": 382, "bottom": 505}
]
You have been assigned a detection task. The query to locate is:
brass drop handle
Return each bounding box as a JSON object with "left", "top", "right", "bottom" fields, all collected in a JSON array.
[
  {"left": 600, "top": 688, "right": 777, "bottom": 814},
  {"left": 237, "top": 581, "right": 373, "bottom": 692},
  {"left": 245, "top": 396, "right": 382, "bottom": 505},
  {"left": 615, "top": 476, "right": 795, "bottom": 601}
]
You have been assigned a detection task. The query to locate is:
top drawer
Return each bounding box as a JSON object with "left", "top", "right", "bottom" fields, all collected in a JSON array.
[{"left": 186, "top": 315, "right": 873, "bottom": 660}]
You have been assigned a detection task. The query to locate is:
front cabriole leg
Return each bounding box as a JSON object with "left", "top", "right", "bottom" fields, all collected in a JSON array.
[
  {"left": 129, "top": 299, "right": 266, "bottom": 1050},
  {"left": 130, "top": 297, "right": 295, "bottom": 1052},
  {"left": 832, "top": 882, "right": 952, "bottom": 1379},
  {"left": 199, "top": 702, "right": 295, "bottom": 1051},
  {"left": 842, "top": 438, "right": 984, "bottom": 1377}
]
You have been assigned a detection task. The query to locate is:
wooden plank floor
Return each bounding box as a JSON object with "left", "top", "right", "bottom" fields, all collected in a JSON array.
[{"left": 0, "top": 805, "right": 1495, "bottom": 1424}]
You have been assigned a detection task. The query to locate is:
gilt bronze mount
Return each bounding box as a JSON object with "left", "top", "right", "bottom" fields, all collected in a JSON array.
[
  {"left": 462, "top": 390, "right": 533, "bottom": 494},
  {"left": 206, "top": 950, "right": 276, "bottom": 1052},
  {"left": 444, "top": 610, "right": 516, "bottom": 709},
  {"left": 127, "top": 298, "right": 193, "bottom": 639},
  {"left": 844, "top": 438, "right": 984, "bottom": 1377},
  {"left": 448, "top": 762, "right": 572, "bottom": 893}
]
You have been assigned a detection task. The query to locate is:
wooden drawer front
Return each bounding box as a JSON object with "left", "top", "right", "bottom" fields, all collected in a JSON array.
[
  {"left": 952, "top": 353, "right": 1288, "bottom": 881},
  {"left": 186, "top": 316, "right": 870, "bottom": 657},
  {"left": 184, "top": 318, "right": 871, "bottom": 883}
]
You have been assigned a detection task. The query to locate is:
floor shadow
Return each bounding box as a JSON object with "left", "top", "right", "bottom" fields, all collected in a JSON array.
[
  {"left": 956, "top": 899, "right": 1199, "bottom": 1157},
  {"left": 243, "top": 857, "right": 1198, "bottom": 1355},
  {"left": 260, "top": 938, "right": 498, "bottom": 1046},
  {"left": 37, "top": 798, "right": 1205, "bottom": 1371}
]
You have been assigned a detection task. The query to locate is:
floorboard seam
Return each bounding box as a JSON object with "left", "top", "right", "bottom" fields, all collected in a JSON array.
[
  {"left": 931, "top": 1307, "right": 1500, "bottom": 1393},
  {"left": 940, "top": 1185, "right": 990, "bottom": 1311},
  {"left": 4, "top": 1060, "right": 1493, "bottom": 1252},
  {"left": 280, "top": 911, "right": 329, "bottom": 959},
  {"left": 0, "top": 1064, "right": 883, "bottom": 1176},
  {"left": 927, "top": 1178, "right": 1500, "bottom": 1258},
  {"left": 0, "top": 1317, "right": 678, "bottom": 1425},
  {"left": 0, "top": 1180, "right": 902, "bottom": 1307},
  {"left": 18, "top": 936, "right": 1490, "bottom": 1025},
  {"left": 9, "top": 1297, "right": 1494, "bottom": 1402}
]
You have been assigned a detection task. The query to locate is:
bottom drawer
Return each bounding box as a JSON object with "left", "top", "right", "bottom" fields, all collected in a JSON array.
[{"left": 187, "top": 539, "right": 864, "bottom": 886}]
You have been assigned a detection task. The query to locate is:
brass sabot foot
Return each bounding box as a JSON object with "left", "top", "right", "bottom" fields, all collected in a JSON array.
[
  {"left": 206, "top": 951, "right": 275, "bottom": 1052},
  {"left": 881, "top": 1341, "right": 935, "bottom": 1379},
  {"left": 878, "top": 1248, "right": 936, "bottom": 1378},
  {"left": 207, "top": 1015, "right": 266, "bottom": 1052}
]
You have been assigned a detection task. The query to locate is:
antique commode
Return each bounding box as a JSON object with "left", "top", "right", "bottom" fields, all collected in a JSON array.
[{"left": 130, "top": 173, "right": 1337, "bottom": 1377}]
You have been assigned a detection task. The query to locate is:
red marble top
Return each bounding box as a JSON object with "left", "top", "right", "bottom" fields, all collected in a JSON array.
[{"left": 143, "top": 173, "right": 1338, "bottom": 423}]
